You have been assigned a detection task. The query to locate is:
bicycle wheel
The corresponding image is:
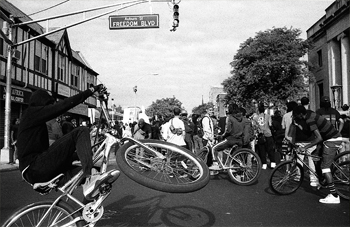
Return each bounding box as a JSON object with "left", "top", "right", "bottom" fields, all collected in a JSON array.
[
  {"left": 269, "top": 160, "right": 304, "bottom": 195},
  {"left": 227, "top": 148, "right": 262, "bottom": 185},
  {"left": 332, "top": 160, "right": 349, "bottom": 200},
  {"left": 334, "top": 150, "right": 350, "bottom": 164},
  {"left": 2, "top": 200, "right": 85, "bottom": 227},
  {"left": 116, "top": 139, "right": 210, "bottom": 193},
  {"left": 197, "top": 146, "right": 209, "bottom": 163}
]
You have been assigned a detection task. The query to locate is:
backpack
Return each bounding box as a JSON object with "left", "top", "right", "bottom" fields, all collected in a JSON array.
[{"left": 169, "top": 119, "right": 183, "bottom": 135}]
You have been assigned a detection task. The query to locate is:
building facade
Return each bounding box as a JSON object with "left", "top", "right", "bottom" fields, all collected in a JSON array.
[
  {"left": 307, "top": 0, "right": 349, "bottom": 111},
  {"left": 0, "top": 0, "right": 99, "bottom": 148}
]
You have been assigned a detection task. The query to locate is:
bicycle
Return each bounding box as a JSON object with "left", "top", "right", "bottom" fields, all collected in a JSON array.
[
  {"left": 196, "top": 138, "right": 262, "bottom": 185},
  {"left": 2, "top": 88, "right": 210, "bottom": 227},
  {"left": 269, "top": 140, "right": 350, "bottom": 200}
]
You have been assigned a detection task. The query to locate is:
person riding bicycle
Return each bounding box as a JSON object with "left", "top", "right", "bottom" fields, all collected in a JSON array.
[
  {"left": 209, "top": 103, "right": 244, "bottom": 170},
  {"left": 292, "top": 105, "right": 343, "bottom": 204},
  {"left": 17, "top": 85, "right": 120, "bottom": 200}
]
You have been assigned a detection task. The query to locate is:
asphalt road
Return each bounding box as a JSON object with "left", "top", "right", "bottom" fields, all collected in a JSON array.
[{"left": 1, "top": 156, "right": 349, "bottom": 227}]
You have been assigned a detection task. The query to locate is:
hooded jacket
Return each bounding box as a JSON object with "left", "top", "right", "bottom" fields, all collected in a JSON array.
[
  {"left": 223, "top": 114, "right": 244, "bottom": 139},
  {"left": 17, "top": 89, "right": 93, "bottom": 172}
]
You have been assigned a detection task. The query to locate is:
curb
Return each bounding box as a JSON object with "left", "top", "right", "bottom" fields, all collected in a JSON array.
[{"left": 0, "top": 163, "right": 19, "bottom": 172}]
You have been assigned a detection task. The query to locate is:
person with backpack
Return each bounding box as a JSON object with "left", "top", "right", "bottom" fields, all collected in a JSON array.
[
  {"left": 163, "top": 107, "right": 186, "bottom": 147},
  {"left": 202, "top": 108, "right": 215, "bottom": 146}
]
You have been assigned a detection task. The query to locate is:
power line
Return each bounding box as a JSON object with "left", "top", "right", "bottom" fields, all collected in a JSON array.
[{"left": 27, "top": 0, "right": 70, "bottom": 17}]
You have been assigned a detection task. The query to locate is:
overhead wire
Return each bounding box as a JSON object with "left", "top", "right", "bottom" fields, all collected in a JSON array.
[{"left": 27, "top": 0, "right": 70, "bottom": 17}]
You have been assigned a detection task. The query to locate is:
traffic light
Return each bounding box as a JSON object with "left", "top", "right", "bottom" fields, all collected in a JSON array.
[{"left": 172, "top": 4, "right": 179, "bottom": 28}]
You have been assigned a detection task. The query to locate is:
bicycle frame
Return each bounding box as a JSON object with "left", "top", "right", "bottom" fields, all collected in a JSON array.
[
  {"left": 207, "top": 140, "right": 241, "bottom": 171},
  {"left": 289, "top": 144, "right": 349, "bottom": 184}
]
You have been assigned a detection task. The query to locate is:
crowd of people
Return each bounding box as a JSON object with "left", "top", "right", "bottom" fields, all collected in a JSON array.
[
  {"left": 10, "top": 89, "right": 349, "bottom": 204},
  {"left": 116, "top": 96, "right": 349, "bottom": 204}
]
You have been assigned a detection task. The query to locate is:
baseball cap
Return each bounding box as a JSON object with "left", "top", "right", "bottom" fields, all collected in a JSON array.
[{"left": 321, "top": 96, "right": 330, "bottom": 102}]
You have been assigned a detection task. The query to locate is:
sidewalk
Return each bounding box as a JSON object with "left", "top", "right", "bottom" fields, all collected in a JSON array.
[{"left": 0, "top": 162, "right": 19, "bottom": 172}]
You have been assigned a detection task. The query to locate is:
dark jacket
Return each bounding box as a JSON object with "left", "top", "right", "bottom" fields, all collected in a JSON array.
[{"left": 17, "top": 89, "right": 93, "bottom": 172}]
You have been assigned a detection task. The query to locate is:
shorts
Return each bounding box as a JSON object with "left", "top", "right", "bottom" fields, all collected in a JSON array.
[{"left": 321, "top": 140, "right": 342, "bottom": 169}]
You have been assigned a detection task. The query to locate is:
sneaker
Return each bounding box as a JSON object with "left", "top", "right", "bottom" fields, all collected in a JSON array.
[
  {"left": 310, "top": 181, "right": 320, "bottom": 187},
  {"left": 209, "top": 162, "right": 221, "bottom": 171},
  {"left": 262, "top": 164, "right": 267, "bottom": 170},
  {"left": 270, "top": 162, "right": 276, "bottom": 168},
  {"left": 319, "top": 194, "right": 340, "bottom": 204},
  {"left": 83, "top": 169, "right": 120, "bottom": 200}
]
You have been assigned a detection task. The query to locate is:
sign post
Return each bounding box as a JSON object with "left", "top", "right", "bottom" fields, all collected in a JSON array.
[{"left": 109, "top": 14, "right": 159, "bottom": 30}]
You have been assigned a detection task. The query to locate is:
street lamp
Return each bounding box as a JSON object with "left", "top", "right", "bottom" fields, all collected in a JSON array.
[{"left": 132, "top": 73, "right": 158, "bottom": 122}]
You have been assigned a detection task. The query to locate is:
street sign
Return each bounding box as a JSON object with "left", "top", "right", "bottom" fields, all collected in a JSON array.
[{"left": 109, "top": 14, "right": 159, "bottom": 30}]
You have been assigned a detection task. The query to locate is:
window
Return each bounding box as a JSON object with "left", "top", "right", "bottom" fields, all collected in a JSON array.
[
  {"left": 317, "top": 50, "right": 322, "bottom": 67},
  {"left": 0, "top": 37, "right": 4, "bottom": 56},
  {"left": 34, "top": 41, "right": 48, "bottom": 74},
  {"left": 57, "top": 54, "right": 66, "bottom": 82},
  {"left": 34, "top": 55, "right": 40, "bottom": 71},
  {"left": 71, "top": 65, "right": 80, "bottom": 87}
]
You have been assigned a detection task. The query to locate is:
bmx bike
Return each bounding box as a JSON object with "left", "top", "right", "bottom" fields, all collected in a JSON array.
[{"left": 2, "top": 87, "right": 210, "bottom": 227}]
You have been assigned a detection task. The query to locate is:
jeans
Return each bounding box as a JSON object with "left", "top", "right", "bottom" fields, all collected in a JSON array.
[
  {"left": 257, "top": 136, "right": 275, "bottom": 164},
  {"left": 24, "top": 127, "right": 93, "bottom": 184},
  {"left": 193, "top": 135, "right": 203, "bottom": 155},
  {"left": 296, "top": 143, "right": 317, "bottom": 181}
]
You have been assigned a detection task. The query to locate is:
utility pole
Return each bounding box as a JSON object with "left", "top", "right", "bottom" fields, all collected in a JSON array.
[{"left": 0, "top": 14, "right": 14, "bottom": 162}]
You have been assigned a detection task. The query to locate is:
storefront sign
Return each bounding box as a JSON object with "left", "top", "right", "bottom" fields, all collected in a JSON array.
[
  {"left": 57, "top": 83, "right": 70, "bottom": 97},
  {"left": 0, "top": 85, "right": 31, "bottom": 104},
  {"left": 109, "top": 14, "right": 159, "bottom": 29}
]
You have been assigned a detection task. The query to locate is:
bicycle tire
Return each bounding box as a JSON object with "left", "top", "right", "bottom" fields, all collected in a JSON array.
[
  {"left": 332, "top": 157, "right": 349, "bottom": 200},
  {"left": 1, "top": 200, "right": 85, "bottom": 227},
  {"left": 269, "top": 160, "right": 304, "bottom": 195},
  {"left": 227, "top": 148, "right": 262, "bottom": 185},
  {"left": 116, "top": 139, "right": 210, "bottom": 193},
  {"left": 197, "top": 146, "right": 209, "bottom": 163},
  {"left": 334, "top": 150, "right": 350, "bottom": 164}
]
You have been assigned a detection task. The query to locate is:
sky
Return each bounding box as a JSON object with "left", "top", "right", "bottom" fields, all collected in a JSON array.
[{"left": 9, "top": 0, "right": 334, "bottom": 112}]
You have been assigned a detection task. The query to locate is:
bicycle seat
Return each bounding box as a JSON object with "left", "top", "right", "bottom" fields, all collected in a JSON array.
[{"left": 33, "top": 173, "right": 65, "bottom": 195}]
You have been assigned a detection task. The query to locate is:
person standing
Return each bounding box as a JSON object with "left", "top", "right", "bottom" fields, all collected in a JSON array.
[
  {"left": 253, "top": 102, "right": 276, "bottom": 169},
  {"left": 201, "top": 108, "right": 215, "bottom": 165},
  {"left": 271, "top": 110, "right": 284, "bottom": 164},
  {"left": 10, "top": 118, "right": 20, "bottom": 164},
  {"left": 316, "top": 96, "right": 344, "bottom": 132},
  {"left": 165, "top": 107, "right": 186, "bottom": 147},
  {"left": 202, "top": 108, "right": 215, "bottom": 146},
  {"left": 282, "top": 101, "right": 299, "bottom": 143},
  {"left": 180, "top": 110, "right": 195, "bottom": 152},
  {"left": 192, "top": 113, "right": 203, "bottom": 154},
  {"left": 46, "top": 116, "right": 63, "bottom": 145},
  {"left": 132, "top": 118, "right": 152, "bottom": 140}
]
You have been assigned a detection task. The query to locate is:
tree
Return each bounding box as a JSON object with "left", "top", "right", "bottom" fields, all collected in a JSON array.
[
  {"left": 145, "top": 96, "right": 183, "bottom": 119},
  {"left": 192, "top": 102, "right": 214, "bottom": 115},
  {"left": 223, "top": 27, "right": 311, "bottom": 106}
]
